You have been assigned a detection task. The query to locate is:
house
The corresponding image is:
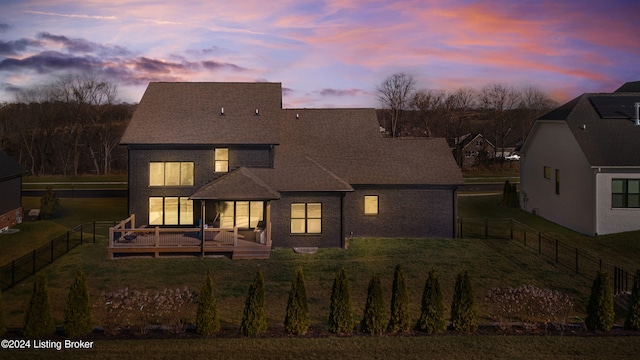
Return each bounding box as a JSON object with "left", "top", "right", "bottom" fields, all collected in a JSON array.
[
  {"left": 116, "top": 82, "right": 463, "bottom": 257},
  {"left": 0, "top": 149, "right": 26, "bottom": 230},
  {"left": 519, "top": 81, "right": 640, "bottom": 235},
  {"left": 451, "top": 133, "right": 496, "bottom": 168}
]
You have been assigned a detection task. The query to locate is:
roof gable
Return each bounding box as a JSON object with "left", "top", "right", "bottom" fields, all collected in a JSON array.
[{"left": 190, "top": 167, "right": 280, "bottom": 200}]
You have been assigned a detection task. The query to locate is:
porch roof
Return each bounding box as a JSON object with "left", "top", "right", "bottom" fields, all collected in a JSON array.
[{"left": 190, "top": 167, "right": 281, "bottom": 200}]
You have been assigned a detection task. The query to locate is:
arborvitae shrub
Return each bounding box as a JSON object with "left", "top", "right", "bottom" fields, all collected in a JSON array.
[
  {"left": 450, "top": 270, "right": 478, "bottom": 333},
  {"left": 240, "top": 269, "right": 267, "bottom": 336},
  {"left": 328, "top": 268, "right": 354, "bottom": 334},
  {"left": 284, "top": 267, "right": 310, "bottom": 335},
  {"left": 24, "top": 275, "right": 55, "bottom": 337},
  {"left": 388, "top": 265, "right": 411, "bottom": 333},
  {"left": 625, "top": 270, "right": 640, "bottom": 330},
  {"left": 64, "top": 269, "right": 93, "bottom": 337},
  {"left": 585, "top": 271, "right": 614, "bottom": 331},
  {"left": 502, "top": 180, "right": 510, "bottom": 206},
  {"left": 40, "top": 187, "right": 59, "bottom": 219},
  {"left": 416, "top": 269, "right": 446, "bottom": 334},
  {"left": 360, "top": 274, "right": 387, "bottom": 335},
  {"left": 0, "top": 286, "right": 5, "bottom": 337},
  {"left": 509, "top": 183, "right": 519, "bottom": 207},
  {"left": 196, "top": 271, "right": 220, "bottom": 335}
]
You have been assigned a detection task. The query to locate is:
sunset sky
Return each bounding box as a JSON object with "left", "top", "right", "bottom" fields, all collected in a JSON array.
[{"left": 1, "top": 0, "right": 639, "bottom": 108}]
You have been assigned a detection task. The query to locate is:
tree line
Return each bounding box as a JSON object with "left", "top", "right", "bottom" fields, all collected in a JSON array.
[
  {"left": 376, "top": 72, "right": 559, "bottom": 164},
  {"left": 0, "top": 74, "right": 134, "bottom": 176}
]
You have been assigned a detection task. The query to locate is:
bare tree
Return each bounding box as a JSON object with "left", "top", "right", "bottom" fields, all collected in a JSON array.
[
  {"left": 478, "top": 84, "right": 521, "bottom": 159},
  {"left": 518, "top": 86, "right": 558, "bottom": 141},
  {"left": 377, "top": 73, "right": 415, "bottom": 137},
  {"left": 442, "top": 88, "right": 477, "bottom": 168},
  {"left": 411, "top": 89, "right": 445, "bottom": 137}
]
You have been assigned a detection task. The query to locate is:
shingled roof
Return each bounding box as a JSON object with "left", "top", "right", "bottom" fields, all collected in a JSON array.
[
  {"left": 533, "top": 81, "right": 640, "bottom": 167},
  {"left": 124, "top": 82, "right": 464, "bottom": 195},
  {"left": 0, "top": 149, "right": 26, "bottom": 181}
]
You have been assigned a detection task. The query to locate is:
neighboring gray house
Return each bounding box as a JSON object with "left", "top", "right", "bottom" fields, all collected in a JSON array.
[
  {"left": 119, "top": 82, "right": 463, "bottom": 253},
  {"left": 520, "top": 81, "right": 640, "bottom": 235},
  {"left": 0, "top": 149, "right": 26, "bottom": 230}
]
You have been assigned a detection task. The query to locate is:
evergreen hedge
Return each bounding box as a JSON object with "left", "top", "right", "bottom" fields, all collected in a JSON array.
[
  {"left": 63, "top": 269, "right": 93, "bottom": 337},
  {"left": 24, "top": 275, "right": 56, "bottom": 337},
  {"left": 196, "top": 271, "right": 220, "bottom": 336},
  {"left": 328, "top": 268, "right": 354, "bottom": 334},
  {"left": 416, "top": 269, "right": 446, "bottom": 334},
  {"left": 625, "top": 270, "right": 640, "bottom": 330},
  {"left": 450, "top": 270, "right": 478, "bottom": 333},
  {"left": 360, "top": 274, "right": 387, "bottom": 335},
  {"left": 240, "top": 269, "right": 267, "bottom": 336},
  {"left": 388, "top": 265, "right": 411, "bottom": 333},
  {"left": 585, "top": 271, "right": 614, "bottom": 331},
  {"left": 284, "top": 267, "right": 310, "bottom": 335}
]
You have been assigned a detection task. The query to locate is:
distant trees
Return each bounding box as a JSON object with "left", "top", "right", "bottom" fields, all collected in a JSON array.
[
  {"left": 375, "top": 74, "right": 558, "bottom": 167},
  {"left": 0, "top": 74, "right": 133, "bottom": 176}
]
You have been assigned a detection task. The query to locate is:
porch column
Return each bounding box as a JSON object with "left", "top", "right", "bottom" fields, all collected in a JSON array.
[
  {"left": 266, "top": 202, "right": 272, "bottom": 247},
  {"left": 200, "top": 200, "right": 205, "bottom": 257}
]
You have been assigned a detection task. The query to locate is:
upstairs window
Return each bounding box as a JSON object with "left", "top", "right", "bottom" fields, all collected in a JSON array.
[
  {"left": 149, "top": 162, "right": 194, "bottom": 187},
  {"left": 215, "top": 148, "right": 229, "bottom": 173},
  {"left": 612, "top": 179, "right": 640, "bottom": 208}
]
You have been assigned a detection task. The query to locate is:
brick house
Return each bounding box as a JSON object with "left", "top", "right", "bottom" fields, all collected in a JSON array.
[{"left": 117, "top": 82, "right": 463, "bottom": 255}]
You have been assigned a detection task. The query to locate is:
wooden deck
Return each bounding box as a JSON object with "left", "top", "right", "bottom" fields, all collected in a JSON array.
[{"left": 108, "top": 215, "right": 271, "bottom": 259}]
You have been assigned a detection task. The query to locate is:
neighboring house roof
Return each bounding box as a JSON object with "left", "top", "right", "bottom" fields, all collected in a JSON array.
[
  {"left": 0, "top": 149, "right": 26, "bottom": 181},
  {"left": 123, "top": 82, "right": 464, "bottom": 193},
  {"left": 528, "top": 81, "right": 640, "bottom": 167}
]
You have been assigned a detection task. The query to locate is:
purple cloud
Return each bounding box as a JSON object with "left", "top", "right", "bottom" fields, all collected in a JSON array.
[
  {"left": 36, "top": 32, "right": 131, "bottom": 57},
  {"left": 202, "top": 60, "right": 246, "bottom": 72},
  {"left": 319, "top": 88, "right": 369, "bottom": 97},
  {"left": 0, "top": 38, "right": 41, "bottom": 56},
  {"left": 0, "top": 51, "right": 102, "bottom": 73}
]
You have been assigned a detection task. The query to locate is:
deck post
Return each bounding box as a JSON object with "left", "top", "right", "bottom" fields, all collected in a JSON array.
[
  {"left": 131, "top": 214, "right": 135, "bottom": 229},
  {"left": 201, "top": 200, "right": 205, "bottom": 257},
  {"left": 233, "top": 226, "right": 238, "bottom": 246},
  {"left": 155, "top": 227, "right": 160, "bottom": 247}
]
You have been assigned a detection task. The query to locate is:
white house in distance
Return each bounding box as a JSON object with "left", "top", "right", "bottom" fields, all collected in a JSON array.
[{"left": 520, "top": 81, "right": 640, "bottom": 236}]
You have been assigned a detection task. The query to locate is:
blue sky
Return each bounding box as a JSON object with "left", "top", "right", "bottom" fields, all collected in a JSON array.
[{"left": 1, "top": 0, "right": 639, "bottom": 107}]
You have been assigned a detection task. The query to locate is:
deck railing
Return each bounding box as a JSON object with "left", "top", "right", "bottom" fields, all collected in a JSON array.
[{"left": 109, "top": 215, "right": 239, "bottom": 248}]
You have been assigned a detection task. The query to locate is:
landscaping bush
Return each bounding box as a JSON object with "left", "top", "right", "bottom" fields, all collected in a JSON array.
[
  {"left": 450, "top": 270, "right": 478, "bottom": 333},
  {"left": 486, "top": 285, "right": 573, "bottom": 331},
  {"left": 388, "top": 265, "right": 411, "bottom": 333},
  {"left": 0, "top": 287, "right": 5, "bottom": 337},
  {"left": 240, "top": 269, "right": 267, "bottom": 336},
  {"left": 625, "top": 270, "right": 640, "bottom": 330},
  {"left": 24, "top": 275, "right": 55, "bottom": 337},
  {"left": 64, "top": 269, "right": 93, "bottom": 337},
  {"left": 416, "top": 269, "right": 446, "bottom": 334},
  {"left": 585, "top": 271, "right": 614, "bottom": 331},
  {"left": 196, "top": 271, "right": 220, "bottom": 336},
  {"left": 360, "top": 274, "right": 386, "bottom": 335},
  {"left": 284, "top": 267, "right": 310, "bottom": 335},
  {"left": 328, "top": 268, "right": 354, "bottom": 334},
  {"left": 40, "top": 186, "right": 60, "bottom": 219}
]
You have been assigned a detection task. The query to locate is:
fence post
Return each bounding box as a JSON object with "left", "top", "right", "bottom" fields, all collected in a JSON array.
[
  {"left": 614, "top": 267, "right": 618, "bottom": 294},
  {"left": 538, "top": 233, "right": 541, "bottom": 254},
  {"left": 575, "top": 248, "right": 579, "bottom": 274},
  {"left": 80, "top": 223, "right": 84, "bottom": 244},
  {"left": 32, "top": 250, "right": 36, "bottom": 274},
  {"left": 510, "top": 220, "right": 513, "bottom": 239},
  {"left": 51, "top": 239, "right": 54, "bottom": 262},
  {"left": 523, "top": 230, "right": 526, "bottom": 247},
  {"left": 459, "top": 218, "right": 463, "bottom": 238},
  {"left": 599, "top": 258, "right": 602, "bottom": 271},
  {"left": 484, "top": 219, "right": 488, "bottom": 239},
  {"left": 11, "top": 260, "right": 15, "bottom": 288},
  {"left": 66, "top": 231, "right": 70, "bottom": 253},
  {"left": 555, "top": 239, "right": 558, "bottom": 263},
  {"left": 93, "top": 221, "right": 96, "bottom": 243}
]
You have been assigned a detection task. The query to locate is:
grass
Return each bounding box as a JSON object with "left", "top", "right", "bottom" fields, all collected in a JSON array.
[{"left": 4, "top": 336, "right": 640, "bottom": 360}]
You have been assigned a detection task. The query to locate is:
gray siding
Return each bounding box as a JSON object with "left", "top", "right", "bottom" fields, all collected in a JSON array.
[
  {"left": 343, "top": 187, "right": 456, "bottom": 239},
  {"left": 270, "top": 193, "right": 343, "bottom": 248},
  {"left": 0, "top": 177, "right": 21, "bottom": 214}
]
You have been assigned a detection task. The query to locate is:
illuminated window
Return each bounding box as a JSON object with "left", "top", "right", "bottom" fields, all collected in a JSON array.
[
  {"left": 149, "top": 162, "right": 194, "bottom": 186},
  {"left": 148, "top": 197, "right": 193, "bottom": 225},
  {"left": 543, "top": 166, "right": 551, "bottom": 179},
  {"left": 364, "top": 195, "right": 379, "bottom": 215},
  {"left": 219, "top": 201, "right": 264, "bottom": 229},
  {"left": 612, "top": 179, "right": 640, "bottom": 208},
  {"left": 215, "top": 148, "right": 229, "bottom": 173},
  {"left": 291, "top": 203, "right": 321, "bottom": 234}
]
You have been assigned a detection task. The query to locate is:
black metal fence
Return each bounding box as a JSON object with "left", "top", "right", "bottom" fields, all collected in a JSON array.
[
  {"left": 458, "top": 218, "right": 636, "bottom": 294},
  {"left": 0, "top": 221, "right": 117, "bottom": 291}
]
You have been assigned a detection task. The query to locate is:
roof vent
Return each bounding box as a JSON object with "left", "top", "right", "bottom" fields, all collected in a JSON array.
[
  {"left": 220, "top": 107, "right": 225, "bottom": 115},
  {"left": 255, "top": 109, "right": 259, "bottom": 116},
  {"left": 635, "top": 102, "right": 640, "bottom": 126},
  {"left": 579, "top": 124, "right": 587, "bottom": 130},
  {"left": 296, "top": 113, "right": 299, "bottom": 119}
]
